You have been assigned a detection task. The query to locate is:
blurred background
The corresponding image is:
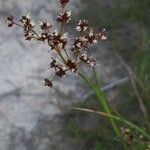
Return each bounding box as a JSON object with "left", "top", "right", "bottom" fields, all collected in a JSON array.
[{"left": 0, "top": 0, "right": 149, "bottom": 149}]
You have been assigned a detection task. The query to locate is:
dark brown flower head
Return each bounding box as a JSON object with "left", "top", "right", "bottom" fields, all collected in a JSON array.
[
  {"left": 80, "top": 53, "right": 96, "bottom": 67},
  {"left": 24, "top": 31, "right": 34, "bottom": 41},
  {"left": 50, "top": 58, "right": 57, "bottom": 68},
  {"left": 6, "top": 16, "right": 14, "bottom": 27},
  {"left": 20, "top": 15, "right": 35, "bottom": 31},
  {"left": 44, "top": 79, "right": 53, "bottom": 87},
  {"left": 72, "top": 38, "right": 83, "bottom": 49},
  {"left": 38, "top": 33, "right": 49, "bottom": 42},
  {"left": 76, "top": 20, "right": 89, "bottom": 32},
  {"left": 49, "top": 58, "right": 61, "bottom": 70},
  {"left": 72, "top": 36, "right": 90, "bottom": 52},
  {"left": 66, "top": 60, "right": 77, "bottom": 72},
  {"left": 59, "top": 0, "right": 70, "bottom": 8},
  {"left": 57, "top": 10, "right": 71, "bottom": 24},
  {"left": 40, "top": 22, "right": 52, "bottom": 30},
  {"left": 20, "top": 15, "right": 30, "bottom": 24},
  {"left": 48, "top": 32, "right": 67, "bottom": 51},
  {"left": 72, "top": 37, "right": 87, "bottom": 52},
  {"left": 55, "top": 67, "right": 66, "bottom": 77}
]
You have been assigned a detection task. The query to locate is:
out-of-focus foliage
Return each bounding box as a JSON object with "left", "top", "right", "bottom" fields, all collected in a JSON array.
[{"left": 77, "top": 0, "right": 149, "bottom": 28}]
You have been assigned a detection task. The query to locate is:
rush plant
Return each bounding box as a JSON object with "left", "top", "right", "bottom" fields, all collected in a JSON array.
[{"left": 6, "top": 0, "right": 150, "bottom": 149}]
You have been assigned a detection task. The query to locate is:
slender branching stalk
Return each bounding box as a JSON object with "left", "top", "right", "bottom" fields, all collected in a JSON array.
[
  {"left": 72, "top": 107, "right": 150, "bottom": 141},
  {"left": 78, "top": 70, "right": 128, "bottom": 149}
]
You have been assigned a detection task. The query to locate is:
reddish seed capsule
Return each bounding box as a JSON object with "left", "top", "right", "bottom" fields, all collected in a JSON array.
[
  {"left": 44, "top": 79, "right": 53, "bottom": 87},
  {"left": 55, "top": 67, "right": 66, "bottom": 78},
  {"left": 59, "top": 0, "right": 70, "bottom": 8},
  {"left": 66, "top": 60, "right": 77, "bottom": 72},
  {"left": 57, "top": 11, "right": 71, "bottom": 24},
  {"left": 6, "top": 16, "right": 14, "bottom": 27},
  {"left": 40, "top": 22, "right": 52, "bottom": 30}
]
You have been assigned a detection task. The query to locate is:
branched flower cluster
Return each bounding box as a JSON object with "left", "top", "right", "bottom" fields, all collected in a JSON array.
[{"left": 6, "top": 0, "right": 107, "bottom": 88}]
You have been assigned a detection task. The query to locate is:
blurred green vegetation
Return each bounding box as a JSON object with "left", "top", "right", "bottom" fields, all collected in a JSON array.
[
  {"left": 64, "top": 0, "right": 150, "bottom": 149},
  {"left": 77, "top": 0, "right": 149, "bottom": 28},
  {"left": 63, "top": 97, "right": 149, "bottom": 149}
]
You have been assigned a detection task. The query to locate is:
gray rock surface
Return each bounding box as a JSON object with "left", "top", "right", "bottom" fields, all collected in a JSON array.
[{"left": 0, "top": 0, "right": 80, "bottom": 149}]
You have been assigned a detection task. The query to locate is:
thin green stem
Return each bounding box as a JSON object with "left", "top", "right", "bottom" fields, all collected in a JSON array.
[
  {"left": 58, "top": 51, "right": 66, "bottom": 63},
  {"left": 73, "top": 107, "right": 150, "bottom": 140},
  {"left": 64, "top": 49, "right": 70, "bottom": 59},
  {"left": 93, "top": 67, "right": 100, "bottom": 88},
  {"left": 92, "top": 68, "right": 120, "bottom": 136},
  {"left": 78, "top": 71, "right": 127, "bottom": 149},
  {"left": 78, "top": 71, "right": 119, "bottom": 135}
]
